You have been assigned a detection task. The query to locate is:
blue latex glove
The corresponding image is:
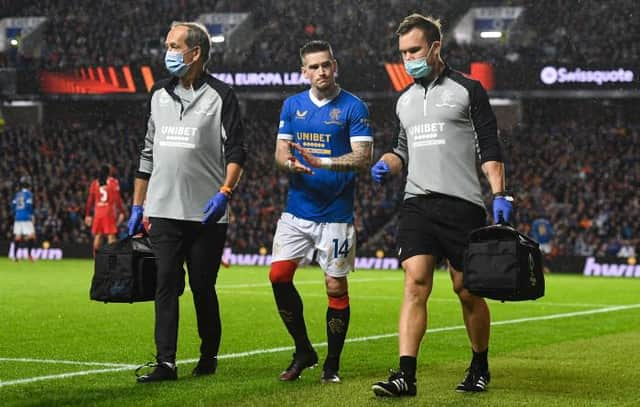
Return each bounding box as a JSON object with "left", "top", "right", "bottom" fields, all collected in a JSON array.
[
  {"left": 127, "top": 205, "right": 144, "bottom": 236},
  {"left": 492, "top": 195, "right": 513, "bottom": 224},
  {"left": 203, "top": 192, "right": 229, "bottom": 224},
  {"left": 371, "top": 160, "right": 390, "bottom": 185}
]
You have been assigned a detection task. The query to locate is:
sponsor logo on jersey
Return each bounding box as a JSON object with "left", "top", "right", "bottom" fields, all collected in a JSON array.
[
  {"left": 295, "top": 110, "right": 308, "bottom": 119},
  {"left": 296, "top": 132, "right": 332, "bottom": 143}
]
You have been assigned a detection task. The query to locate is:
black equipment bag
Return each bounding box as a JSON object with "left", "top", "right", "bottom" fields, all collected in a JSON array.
[
  {"left": 90, "top": 236, "right": 157, "bottom": 303},
  {"left": 463, "top": 224, "right": 545, "bottom": 301}
]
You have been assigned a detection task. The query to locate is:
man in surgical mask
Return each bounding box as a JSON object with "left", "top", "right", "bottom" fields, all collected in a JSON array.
[
  {"left": 164, "top": 24, "right": 202, "bottom": 83},
  {"left": 130, "top": 21, "right": 246, "bottom": 383},
  {"left": 371, "top": 13, "right": 511, "bottom": 397}
]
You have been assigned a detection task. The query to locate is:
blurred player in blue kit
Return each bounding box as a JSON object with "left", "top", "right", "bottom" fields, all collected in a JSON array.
[
  {"left": 11, "top": 176, "right": 36, "bottom": 261},
  {"left": 269, "top": 40, "right": 373, "bottom": 383}
]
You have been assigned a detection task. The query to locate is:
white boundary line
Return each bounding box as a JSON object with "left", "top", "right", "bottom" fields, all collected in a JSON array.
[
  {"left": 0, "top": 358, "right": 135, "bottom": 368},
  {"left": 1, "top": 303, "right": 639, "bottom": 388},
  {"left": 215, "top": 276, "right": 403, "bottom": 289},
  {"left": 215, "top": 290, "right": 622, "bottom": 308}
]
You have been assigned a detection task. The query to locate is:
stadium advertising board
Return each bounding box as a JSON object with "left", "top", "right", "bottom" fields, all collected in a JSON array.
[
  {"left": 1, "top": 241, "right": 400, "bottom": 269},
  {"left": 496, "top": 64, "right": 640, "bottom": 90},
  {"left": 5, "top": 240, "right": 637, "bottom": 275},
  {"left": 221, "top": 248, "right": 399, "bottom": 270},
  {"left": 548, "top": 255, "right": 640, "bottom": 278},
  {"left": 210, "top": 71, "right": 309, "bottom": 87},
  {"left": 39, "top": 65, "right": 392, "bottom": 94},
  {"left": 40, "top": 66, "right": 155, "bottom": 94},
  {"left": 539, "top": 66, "right": 635, "bottom": 87},
  {"left": 582, "top": 257, "right": 640, "bottom": 278},
  {"left": 6, "top": 242, "right": 63, "bottom": 260}
]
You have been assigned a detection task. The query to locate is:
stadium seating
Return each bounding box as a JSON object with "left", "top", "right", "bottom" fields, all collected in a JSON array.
[
  {"left": 1, "top": 1, "right": 638, "bottom": 259},
  {"left": 1, "top": 110, "right": 638, "bottom": 258},
  {"left": 3, "top": 1, "right": 638, "bottom": 71}
]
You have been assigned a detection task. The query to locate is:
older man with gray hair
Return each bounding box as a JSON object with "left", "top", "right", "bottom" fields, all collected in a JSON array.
[{"left": 129, "top": 21, "right": 246, "bottom": 383}]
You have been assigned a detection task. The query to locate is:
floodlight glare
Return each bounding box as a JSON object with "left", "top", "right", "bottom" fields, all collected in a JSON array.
[{"left": 480, "top": 31, "right": 502, "bottom": 39}]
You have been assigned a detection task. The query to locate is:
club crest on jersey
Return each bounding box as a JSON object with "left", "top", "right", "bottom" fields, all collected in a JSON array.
[
  {"left": 435, "top": 89, "right": 457, "bottom": 108},
  {"left": 159, "top": 92, "right": 171, "bottom": 106},
  {"left": 324, "top": 108, "right": 343, "bottom": 125},
  {"left": 295, "top": 110, "right": 308, "bottom": 120}
]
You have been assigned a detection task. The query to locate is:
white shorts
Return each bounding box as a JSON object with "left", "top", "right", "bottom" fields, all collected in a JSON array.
[
  {"left": 271, "top": 213, "right": 356, "bottom": 278},
  {"left": 13, "top": 221, "right": 35, "bottom": 237}
]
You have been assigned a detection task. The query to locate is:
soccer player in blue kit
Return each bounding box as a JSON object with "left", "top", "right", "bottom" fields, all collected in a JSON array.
[
  {"left": 269, "top": 40, "right": 373, "bottom": 383},
  {"left": 11, "top": 176, "right": 36, "bottom": 261}
]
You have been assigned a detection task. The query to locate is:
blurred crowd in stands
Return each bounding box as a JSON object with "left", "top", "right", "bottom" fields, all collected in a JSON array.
[
  {"left": 0, "top": 120, "right": 139, "bottom": 245},
  {"left": 2, "top": 106, "right": 638, "bottom": 259},
  {"left": 0, "top": 113, "right": 404, "bottom": 254},
  {"left": 2, "top": 0, "right": 638, "bottom": 259},
  {"left": 505, "top": 120, "right": 640, "bottom": 259},
  {"left": 4, "top": 0, "right": 636, "bottom": 73}
]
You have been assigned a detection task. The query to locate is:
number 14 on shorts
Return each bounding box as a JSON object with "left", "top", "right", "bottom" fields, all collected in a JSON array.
[{"left": 332, "top": 239, "right": 350, "bottom": 258}]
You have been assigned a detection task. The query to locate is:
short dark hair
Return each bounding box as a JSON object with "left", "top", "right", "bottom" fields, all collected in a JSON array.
[
  {"left": 98, "top": 164, "right": 111, "bottom": 185},
  {"left": 172, "top": 21, "right": 211, "bottom": 64},
  {"left": 299, "top": 40, "right": 334, "bottom": 64},
  {"left": 396, "top": 13, "right": 442, "bottom": 44}
]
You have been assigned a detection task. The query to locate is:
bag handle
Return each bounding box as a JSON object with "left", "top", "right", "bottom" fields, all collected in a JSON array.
[{"left": 469, "top": 223, "right": 539, "bottom": 246}]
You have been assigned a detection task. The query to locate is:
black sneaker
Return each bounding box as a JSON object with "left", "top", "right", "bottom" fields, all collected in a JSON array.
[
  {"left": 279, "top": 350, "right": 318, "bottom": 381},
  {"left": 135, "top": 361, "right": 177, "bottom": 383},
  {"left": 192, "top": 357, "right": 218, "bottom": 376},
  {"left": 372, "top": 370, "right": 417, "bottom": 397},
  {"left": 455, "top": 365, "right": 490, "bottom": 392},
  {"left": 321, "top": 369, "right": 341, "bottom": 384}
]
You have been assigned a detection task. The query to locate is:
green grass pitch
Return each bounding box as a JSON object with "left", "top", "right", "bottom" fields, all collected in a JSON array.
[{"left": 1, "top": 258, "right": 639, "bottom": 406}]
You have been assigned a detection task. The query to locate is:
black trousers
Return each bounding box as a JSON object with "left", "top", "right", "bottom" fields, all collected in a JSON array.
[{"left": 148, "top": 217, "right": 228, "bottom": 363}]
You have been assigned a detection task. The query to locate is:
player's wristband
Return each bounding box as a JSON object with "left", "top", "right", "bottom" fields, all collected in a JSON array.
[
  {"left": 285, "top": 157, "right": 295, "bottom": 171},
  {"left": 219, "top": 186, "right": 232, "bottom": 197},
  {"left": 319, "top": 157, "right": 333, "bottom": 169}
]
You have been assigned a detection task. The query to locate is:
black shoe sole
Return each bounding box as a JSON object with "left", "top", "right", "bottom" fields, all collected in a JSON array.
[
  {"left": 192, "top": 369, "right": 216, "bottom": 377},
  {"left": 279, "top": 362, "right": 318, "bottom": 381},
  {"left": 136, "top": 375, "right": 177, "bottom": 383},
  {"left": 372, "top": 384, "right": 397, "bottom": 397},
  {"left": 456, "top": 386, "right": 487, "bottom": 393},
  {"left": 372, "top": 384, "right": 416, "bottom": 397}
]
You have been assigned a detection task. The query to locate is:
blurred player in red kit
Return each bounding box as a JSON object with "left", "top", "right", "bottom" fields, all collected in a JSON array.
[{"left": 85, "top": 164, "right": 125, "bottom": 254}]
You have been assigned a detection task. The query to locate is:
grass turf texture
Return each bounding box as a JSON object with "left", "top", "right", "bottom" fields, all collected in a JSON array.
[{"left": 1, "top": 258, "right": 639, "bottom": 406}]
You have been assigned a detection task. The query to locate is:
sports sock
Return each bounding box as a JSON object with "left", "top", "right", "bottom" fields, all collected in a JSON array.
[
  {"left": 14, "top": 240, "right": 23, "bottom": 260},
  {"left": 399, "top": 355, "right": 417, "bottom": 381},
  {"left": 472, "top": 348, "right": 489, "bottom": 371},
  {"left": 271, "top": 282, "right": 313, "bottom": 354},
  {"left": 324, "top": 295, "right": 350, "bottom": 372}
]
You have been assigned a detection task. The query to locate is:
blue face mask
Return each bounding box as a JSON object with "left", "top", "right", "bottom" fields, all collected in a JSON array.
[
  {"left": 164, "top": 48, "right": 195, "bottom": 77},
  {"left": 404, "top": 43, "right": 435, "bottom": 79}
]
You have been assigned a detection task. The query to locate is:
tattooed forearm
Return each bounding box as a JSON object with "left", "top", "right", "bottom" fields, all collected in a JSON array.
[{"left": 328, "top": 141, "right": 373, "bottom": 172}]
